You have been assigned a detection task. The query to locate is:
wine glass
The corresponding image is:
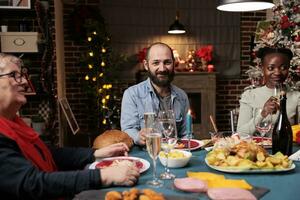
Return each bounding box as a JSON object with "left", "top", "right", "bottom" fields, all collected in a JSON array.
[
  {"left": 158, "top": 110, "right": 177, "bottom": 179},
  {"left": 145, "top": 122, "right": 163, "bottom": 187},
  {"left": 255, "top": 109, "right": 273, "bottom": 137},
  {"left": 273, "top": 83, "right": 282, "bottom": 101}
]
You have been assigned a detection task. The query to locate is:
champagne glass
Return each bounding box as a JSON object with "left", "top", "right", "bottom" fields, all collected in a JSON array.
[
  {"left": 273, "top": 83, "right": 282, "bottom": 101},
  {"left": 158, "top": 110, "right": 177, "bottom": 179},
  {"left": 144, "top": 112, "right": 156, "bottom": 130},
  {"left": 255, "top": 109, "right": 273, "bottom": 137},
  {"left": 145, "top": 122, "right": 163, "bottom": 187}
]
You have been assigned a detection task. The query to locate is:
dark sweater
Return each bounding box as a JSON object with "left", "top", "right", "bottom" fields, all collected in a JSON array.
[{"left": 0, "top": 134, "right": 101, "bottom": 200}]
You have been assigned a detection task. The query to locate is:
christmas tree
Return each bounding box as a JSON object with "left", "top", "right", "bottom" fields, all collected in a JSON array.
[
  {"left": 251, "top": 0, "right": 300, "bottom": 89},
  {"left": 71, "top": 6, "right": 118, "bottom": 130}
]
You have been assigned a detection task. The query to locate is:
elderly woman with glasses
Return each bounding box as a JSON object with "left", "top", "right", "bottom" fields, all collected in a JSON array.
[{"left": 0, "top": 53, "right": 140, "bottom": 199}]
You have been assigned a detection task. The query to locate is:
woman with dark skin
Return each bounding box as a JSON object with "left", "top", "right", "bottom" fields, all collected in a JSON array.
[{"left": 237, "top": 47, "right": 300, "bottom": 136}]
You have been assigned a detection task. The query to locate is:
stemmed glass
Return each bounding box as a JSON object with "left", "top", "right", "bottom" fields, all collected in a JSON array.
[
  {"left": 273, "top": 83, "right": 282, "bottom": 101},
  {"left": 158, "top": 110, "right": 177, "bottom": 179},
  {"left": 145, "top": 121, "right": 163, "bottom": 187},
  {"left": 255, "top": 109, "right": 273, "bottom": 137}
]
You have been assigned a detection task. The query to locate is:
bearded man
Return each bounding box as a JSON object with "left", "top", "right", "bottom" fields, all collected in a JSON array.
[{"left": 121, "top": 42, "right": 190, "bottom": 146}]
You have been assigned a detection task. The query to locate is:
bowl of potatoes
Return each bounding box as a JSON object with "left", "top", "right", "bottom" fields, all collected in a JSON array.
[{"left": 159, "top": 149, "right": 192, "bottom": 168}]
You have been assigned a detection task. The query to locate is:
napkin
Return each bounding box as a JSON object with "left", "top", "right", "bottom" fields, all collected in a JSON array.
[
  {"left": 187, "top": 172, "right": 252, "bottom": 190},
  {"left": 289, "top": 149, "right": 300, "bottom": 161}
]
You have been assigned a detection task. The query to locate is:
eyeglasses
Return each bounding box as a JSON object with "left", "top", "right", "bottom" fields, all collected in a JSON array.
[{"left": 0, "top": 71, "right": 26, "bottom": 83}]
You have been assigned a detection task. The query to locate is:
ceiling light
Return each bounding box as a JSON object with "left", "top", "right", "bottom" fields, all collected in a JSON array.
[
  {"left": 168, "top": 11, "right": 186, "bottom": 34},
  {"left": 217, "top": 0, "right": 275, "bottom": 12}
]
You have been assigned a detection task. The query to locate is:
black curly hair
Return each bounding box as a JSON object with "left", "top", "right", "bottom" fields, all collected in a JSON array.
[{"left": 257, "top": 47, "right": 293, "bottom": 62}]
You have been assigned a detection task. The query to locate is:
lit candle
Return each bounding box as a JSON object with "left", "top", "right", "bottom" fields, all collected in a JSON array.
[{"left": 186, "top": 109, "right": 193, "bottom": 136}]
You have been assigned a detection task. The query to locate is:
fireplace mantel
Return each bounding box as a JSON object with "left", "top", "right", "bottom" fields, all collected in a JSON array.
[
  {"left": 172, "top": 72, "right": 216, "bottom": 139},
  {"left": 137, "top": 72, "right": 216, "bottom": 139}
]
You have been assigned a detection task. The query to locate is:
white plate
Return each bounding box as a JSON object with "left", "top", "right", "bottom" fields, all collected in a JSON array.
[
  {"left": 175, "top": 139, "right": 204, "bottom": 151},
  {"left": 205, "top": 158, "right": 295, "bottom": 173},
  {"left": 89, "top": 156, "right": 150, "bottom": 173}
]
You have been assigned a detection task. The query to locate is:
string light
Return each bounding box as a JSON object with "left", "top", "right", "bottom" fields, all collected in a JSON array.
[{"left": 84, "top": 26, "right": 114, "bottom": 129}]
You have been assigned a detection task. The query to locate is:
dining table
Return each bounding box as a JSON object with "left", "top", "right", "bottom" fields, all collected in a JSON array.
[{"left": 74, "top": 144, "right": 300, "bottom": 200}]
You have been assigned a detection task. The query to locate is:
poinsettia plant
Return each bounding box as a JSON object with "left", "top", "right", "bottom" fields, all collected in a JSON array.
[
  {"left": 138, "top": 47, "right": 147, "bottom": 63},
  {"left": 195, "top": 45, "right": 213, "bottom": 63}
]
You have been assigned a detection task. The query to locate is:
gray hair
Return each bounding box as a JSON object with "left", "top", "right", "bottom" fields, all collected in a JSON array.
[{"left": 0, "top": 53, "right": 23, "bottom": 73}]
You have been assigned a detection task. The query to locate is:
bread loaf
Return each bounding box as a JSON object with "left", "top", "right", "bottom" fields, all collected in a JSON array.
[{"left": 93, "top": 129, "right": 133, "bottom": 149}]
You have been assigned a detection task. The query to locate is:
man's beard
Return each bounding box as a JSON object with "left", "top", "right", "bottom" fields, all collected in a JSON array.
[{"left": 147, "top": 70, "right": 174, "bottom": 87}]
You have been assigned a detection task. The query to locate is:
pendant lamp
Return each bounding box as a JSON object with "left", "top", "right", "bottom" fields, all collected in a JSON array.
[
  {"left": 217, "top": 0, "right": 275, "bottom": 12},
  {"left": 168, "top": 11, "right": 186, "bottom": 34}
]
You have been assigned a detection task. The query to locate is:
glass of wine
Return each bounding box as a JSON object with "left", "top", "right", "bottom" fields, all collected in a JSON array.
[
  {"left": 255, "top": 109, "right": 273, "bottom": 137},
  {"left": 273, "top": 83, "right": 282, "bottom": 101},
  {"left": 158, "top": 110, "right": 177, "bottom": 179},
  {"left": 145, "top": 121, "right": 163, "bottom": 187},
  {"left": 144, "top": 112, "right": 156, "bottom": 130}
]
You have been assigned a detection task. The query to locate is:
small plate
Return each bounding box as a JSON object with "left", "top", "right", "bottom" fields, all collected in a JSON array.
[
  {"left": 175, "top": 139, "right": 204, "bottom": 151},
  {"left": 205, "top": 158, "right": 295, "bottom": 173},
  {"left": 252, "top": 136, "right": 272, "bottom": 148},
  {"left": 89, "top": 156, "right": 150, "bottom": 173}
]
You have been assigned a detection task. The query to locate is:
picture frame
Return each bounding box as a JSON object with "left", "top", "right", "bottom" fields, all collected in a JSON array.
[
  {"left": 0, "top": 0, "right": 31, "bottom": 9},
  {"left": 59, "top": 98, "right": 80, "bottom": 135}
]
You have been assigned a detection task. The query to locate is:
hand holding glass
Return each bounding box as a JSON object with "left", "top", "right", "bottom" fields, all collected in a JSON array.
[{"left": 255, "top": 109, "right": 273, "bottom": 137}]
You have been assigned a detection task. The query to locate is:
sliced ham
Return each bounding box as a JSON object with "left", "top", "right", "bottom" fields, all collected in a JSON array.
[
  {"left": 174, "top": 177, "right": 208, "bottom": 193},
  {"left": 207, "top": 188, "right": 257, "bottom": 200}
]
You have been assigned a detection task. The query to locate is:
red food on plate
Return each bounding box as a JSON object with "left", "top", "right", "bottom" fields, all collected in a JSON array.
[
  {"left": 252, "top": 137, "right": 272, "bottom": 147},
  {"left": 176, "top": 140, "right": 199, "bottom": 149},
  {"left": 95, "top": 159, "right": 143, "bottom": 169}
]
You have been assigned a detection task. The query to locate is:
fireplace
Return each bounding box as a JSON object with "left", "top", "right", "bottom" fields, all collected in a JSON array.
[
  {"left": 137, "top": 72, "right": 216, "bottom": 139},
  {"left": 172, "top": 72, "right": 216, "bottom": 139}
]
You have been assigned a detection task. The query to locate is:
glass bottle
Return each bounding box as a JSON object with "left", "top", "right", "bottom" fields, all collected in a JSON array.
[{"left": 272, "top": 91, "right": 293, "bottom": 156}]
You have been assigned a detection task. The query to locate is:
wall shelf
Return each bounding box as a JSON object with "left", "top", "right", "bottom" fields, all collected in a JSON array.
[{"left": 0, "top": 32, "right": 38, "bottom": 52}]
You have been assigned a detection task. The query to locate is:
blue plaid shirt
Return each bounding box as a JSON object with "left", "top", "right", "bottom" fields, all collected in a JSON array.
[{"left": 121, "top": 78, "right": 190, "bottom": 144}]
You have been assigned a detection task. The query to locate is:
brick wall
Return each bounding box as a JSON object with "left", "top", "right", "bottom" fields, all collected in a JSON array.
[{"left": 216, "top": 12, "right": 266, "bottom": 131}]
